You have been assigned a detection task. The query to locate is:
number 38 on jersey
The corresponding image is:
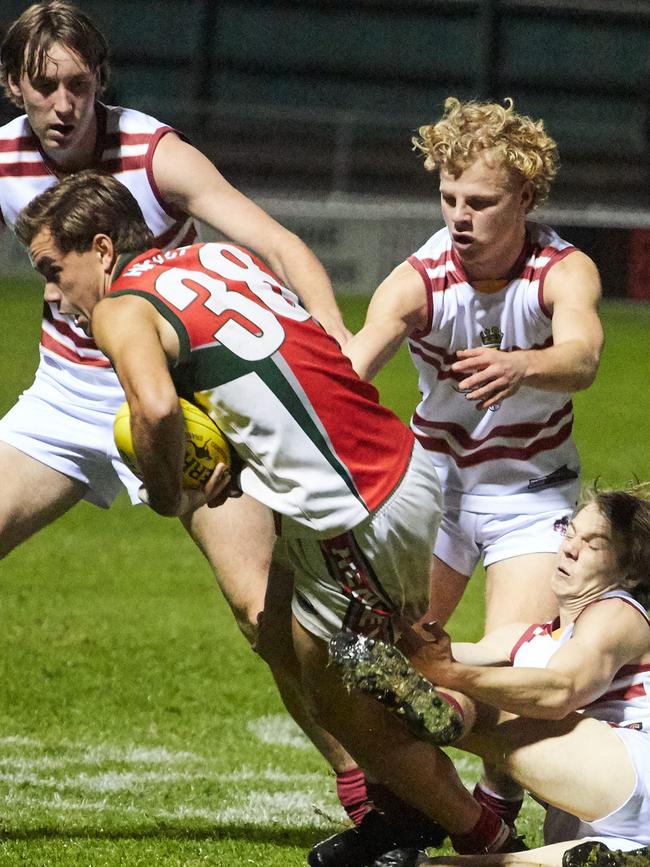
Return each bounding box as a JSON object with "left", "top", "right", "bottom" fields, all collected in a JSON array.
[{"left": 142, "top": 243, "right": 311, "bottom": 362}]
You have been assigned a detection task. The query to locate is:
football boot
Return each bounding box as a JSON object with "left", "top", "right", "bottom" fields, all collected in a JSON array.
[
  {"left": 308, "top": 807, "right": 446, "bottom": 867},
  {"left": 328, "top": 629, "right": 463, "bottom": 746},
  {"left": 562, "top": 841, "right": 650, "bottom": 867}
]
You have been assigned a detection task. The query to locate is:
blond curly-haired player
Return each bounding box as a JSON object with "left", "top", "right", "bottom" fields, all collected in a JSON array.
[{"left": 344, "top": 96, "right": 604, "bottom": 837}]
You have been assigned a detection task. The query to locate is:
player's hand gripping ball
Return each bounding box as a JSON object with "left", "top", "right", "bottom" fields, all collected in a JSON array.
[{"left": 113, "top": 398, "right": 231, "bottom": 489}]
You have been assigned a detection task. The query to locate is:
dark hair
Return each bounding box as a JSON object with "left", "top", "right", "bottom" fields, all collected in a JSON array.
[
  {"left": 1, "top": 2, "right": 109, "bottom": 105},
  {"left": 580, "top": 483, "right": 650, "bottom": 609},
  {"left": 15, "top": 170, "right": 154, "bottom": 254}
]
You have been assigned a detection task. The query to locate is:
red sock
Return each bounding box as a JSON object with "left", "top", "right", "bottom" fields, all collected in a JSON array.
[
  {"left": 473, "top": 782, "right": 523, "bottom": 830},
  {"left": 450, "top": 803, "right": 511, "bottom": 854},
  {"left": 336, "top": 767, "right": 369, "bottom": 826}
]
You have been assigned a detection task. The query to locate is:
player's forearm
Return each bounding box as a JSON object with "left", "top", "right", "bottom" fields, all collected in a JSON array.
[
  {"left": 431, "top": 661, "right": 576, "bottom": 719},
  {"left": 264, "top": 235, "right": 348, "bottom": 341},
  {"left": 522, "top": 340, "right": 600, "bottom": 392},
  {"left": 131, "top": 404, "right": 186, "bottom": 517}
]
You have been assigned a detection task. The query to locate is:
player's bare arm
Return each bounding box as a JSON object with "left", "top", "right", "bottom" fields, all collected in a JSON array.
[
  {"left": 93, "top": 295, "right": 231, "bottom": 516},
  {"left": 151, "top": 133, "right": 350, "bottom": 346},
  {"left": 400, "top": 598, "right": 649, "bottom": 720},
  {"left": 92, "top": 295, "right": 186, "bottom": 516},
  {"left": 344, "top": 260, "right": 429, "bottom": 381},
  {"left": 453, "top": 251, "right": 603, "bottom": 409}
]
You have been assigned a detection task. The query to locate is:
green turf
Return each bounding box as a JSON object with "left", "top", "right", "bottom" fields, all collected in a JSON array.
[{"left": 1, "top": 281, "right": 649, "bottom": 864}]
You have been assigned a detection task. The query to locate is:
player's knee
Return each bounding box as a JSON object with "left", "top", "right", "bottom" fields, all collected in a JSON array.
[
  {"left": 228, "top": 602, "right": 262, "bottom": 649},
  {"left": 255, "top": 606, "right": 294, "bottom": 673},
  {"left": 0, "top": 509, "right": 32, "bottom": 559}
]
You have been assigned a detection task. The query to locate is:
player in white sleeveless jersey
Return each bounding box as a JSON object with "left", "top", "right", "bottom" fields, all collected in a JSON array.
[
  {"left": 344, "top": 98, "right": 603, "bottom": 836},
  {"left": 15, "top": 169, "right": 538, "bottom": 860},
  {"left": 0, "top": 0, "right": 374, "bottom": 831},
  {"left": 352, "top": 485, "right": 650, "bottom": 865}
]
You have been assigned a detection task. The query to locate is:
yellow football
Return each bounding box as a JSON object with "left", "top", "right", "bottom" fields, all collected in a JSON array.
[{"left": 113, "top": 397, "right": 231, "bottom": 489}]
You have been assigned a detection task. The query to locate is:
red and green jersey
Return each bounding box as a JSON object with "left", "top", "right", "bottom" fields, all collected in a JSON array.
[{"left": 109, "top": 242, "right": 414, "bottom": 535}]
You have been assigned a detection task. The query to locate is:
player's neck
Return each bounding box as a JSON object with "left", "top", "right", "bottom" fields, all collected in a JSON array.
[{"left": 463, "top": 242, "right": 525, "bottom": 283}]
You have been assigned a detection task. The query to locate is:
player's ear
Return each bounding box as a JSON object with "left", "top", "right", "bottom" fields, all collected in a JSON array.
[
  {"left": 7, "top": 75, "right": 25, "bottom": 107},
  {"left": 93, "top": 233, "right": 115, "bottom": 270},
  {"left": 521, "top": 179, "right": 535, "bottom": 213}
]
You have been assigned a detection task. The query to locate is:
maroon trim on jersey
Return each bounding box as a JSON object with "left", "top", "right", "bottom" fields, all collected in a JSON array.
[
  {"left": 594, "top": 682, "right": 648, "bottom": 706},
  {"left": 449, "top": 234, "right": 532, "bottom": 288},
  {"left": 104, "top": 131, "right": 153, "bottom": 149},
  {"left": 575, "top": 593, "right": 650, "bottom": 630},
  {"left": 409, "top": 337, "right": 457, "bottom": 367},
  {"left": 320, "top": 531, "right": 395, "bottom": 621},
  {"left": 407, "top": 255, "right": 435, "bottom": 337},
  {"left": 537, "top": 246, "right": 577, "bottom": 319},
  {"left": 100, "top": 155, "right": 153, "bottom": 174},
  {"left": 410, "top": 335, "right": 554, "bottom": 381},
  {"left": 415, "top": 420, "right": 574, "bottom": 467},
  {"left": 409, "top": 342, "right": 464, "bottom": 386},
  {"left": 40, "top": 330, "right": 111, "bottom": 367},
  {"left": 0, "top": 160, "right": 52, "bottom": 178},
  {"left": 145, "top": 126, "right": 191, "bottom": 221},
  {"left": 0, "top": 134, "right": 39, "bottom": 153},
  {"left": 411, "top": 249, "right": 450, "bottom": 276},
  {"left": 509, "top": 619, "right": 558, "bottom": 665},
  {"left": 155, "top": 219, "right": 197, "bottom": 249},
  {"left": 413, "top": 400, "right": 573, "bottom": 447}
]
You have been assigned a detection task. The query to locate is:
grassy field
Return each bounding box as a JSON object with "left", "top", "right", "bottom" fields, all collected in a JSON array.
[{"left": 1, "top": 280, "right": 650, "bottom": 865}]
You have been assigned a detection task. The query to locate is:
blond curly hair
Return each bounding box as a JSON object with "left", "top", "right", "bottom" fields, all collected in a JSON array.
[{"left": 413, "top": 97, "right": 559, "bottom": 208}]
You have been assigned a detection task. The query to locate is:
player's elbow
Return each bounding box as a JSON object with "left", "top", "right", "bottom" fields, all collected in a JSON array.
[
  {"left": 536, "top": 686, "right": 579, "bottom": 719},
  {"left": 131, "top": 388, "right": 180, "bottom": 429},
  {"left": 576, "top": 349, "right": 601, "bottom": 391}
]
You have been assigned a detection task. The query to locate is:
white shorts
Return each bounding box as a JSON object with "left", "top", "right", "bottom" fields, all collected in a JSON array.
[
  {"left": 287, "top": 441, "right": 442, "bottom": 642},
  {"left": 0, "top": 350, "right": 141, "bottom": 508},
  {"left": 544, "top": 726, "right": 650, "bottom": 851},
  {"left": 434, "top": 504, "right": 576, "bottom": 577}
]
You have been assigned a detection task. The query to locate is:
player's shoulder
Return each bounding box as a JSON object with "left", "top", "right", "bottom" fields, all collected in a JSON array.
[
  {"left": 575, "top": 593, "right": 650, "bottom": 639},
  {"left": 410, "top": 225, "right": 451, "bottom": 262},
  {"left": 526, "top": 220, "right": 575, "bottom": 255},
  {"left": 102, "top": 103, "right": 172, "bottom": 135},
  {"left": 0, "top": 112, "right": 32, "bottom": 141}
]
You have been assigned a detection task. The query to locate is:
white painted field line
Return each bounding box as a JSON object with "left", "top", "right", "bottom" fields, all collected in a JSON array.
[
  {"left": 0, "top": 764, "right": 325, "bottom": 790},
  {"left": 246, "top": 714, "right": 312, "bottom": 749},
  {"left": 3, "top": 788, "right": 335, "bottom": 829}
]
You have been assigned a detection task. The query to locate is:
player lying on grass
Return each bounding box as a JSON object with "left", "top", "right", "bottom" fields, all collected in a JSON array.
[
  {"left": 16, "top": 169, "right": 536, "bottom": 861},
  {"left": 330, "top": 487, "right": 650, "bottom": 867},
  {"left": 0, "top": 0, "right": 373, "bottom": 829}
]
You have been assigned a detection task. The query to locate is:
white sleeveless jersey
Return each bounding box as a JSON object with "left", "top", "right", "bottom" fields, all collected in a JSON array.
[
  {"left": 407, "top": 222, "right": 580, "bottom": 513},
  {"left": 510, "top": 591, "right": 650, "bottom": 731},
  {"left": 0, "top": 103, "right": 197, "bottom": 371}
]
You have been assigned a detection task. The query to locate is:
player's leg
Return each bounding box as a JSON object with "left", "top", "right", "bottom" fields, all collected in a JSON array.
[
  {"left": 419, "top": 839, "right": 583, "bottom": 865},
  {"left": 180, "top": 494, "right": 275, "bottom": 644},
  {"left": 295, "top": 446, "right": 522, "bottom": 862},
  {"left": 180, "top": 496, "right": 366, "bottom": 814},
  {"left": 425, "top": 508, "right": 478, "bottom": 626},
  {"left": 0, "top": 442, "right": 87, "bottom": 557},
  {"left": 484, "top": 553, "right": 559, "bottom": 632},
  {"left": 482, "top": 506, "right": 573, "bottom": 631},
  {"left": 293, "top": 615, "right": 482, "bottom": 834},
  {"left": 463, "top": 712, "right": 637, "bottom": 837},
  {"left": 0, "top": 362, "right": 140, "bottom": 559},
  {"left": 478, "top": 510, "right": 570, "bottom": 824}
]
